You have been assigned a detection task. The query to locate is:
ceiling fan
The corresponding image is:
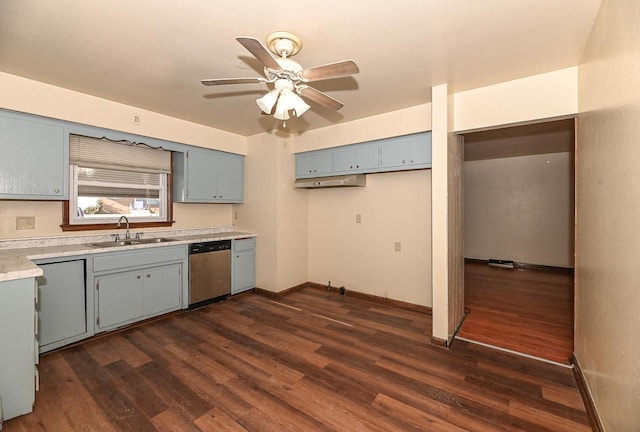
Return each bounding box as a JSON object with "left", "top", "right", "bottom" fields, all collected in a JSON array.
[{"left": 201, "top": 32, "right": 359, "bottom": 124}]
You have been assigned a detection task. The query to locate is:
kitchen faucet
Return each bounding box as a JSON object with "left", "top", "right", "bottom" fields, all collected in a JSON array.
[{"left": 117, "top": 215, "right": 130, "bottom": 240}]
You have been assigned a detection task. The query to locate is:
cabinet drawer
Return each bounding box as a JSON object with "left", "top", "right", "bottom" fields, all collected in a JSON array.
[
  {"left": 93, "top": 246, "right": 187, "bottom": 272},
  {"left": 234, "top": 237, "right": 256, "bottom": 252}
]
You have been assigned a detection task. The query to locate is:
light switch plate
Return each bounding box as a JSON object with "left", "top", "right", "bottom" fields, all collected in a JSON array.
[
  {"left": 395, "top": 242, "right": 401, "bottom": 252},
  {"left": 356, "top": 214, "right": 362, "bottom": 224}
]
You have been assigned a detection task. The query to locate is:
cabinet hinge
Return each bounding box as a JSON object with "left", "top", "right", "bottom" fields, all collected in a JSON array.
[
  {"left": 97, "top": 317, "right": 100, "bottom": 326},
  {"left": 96, "top": 281, "right": 99, "bottom": 291}
]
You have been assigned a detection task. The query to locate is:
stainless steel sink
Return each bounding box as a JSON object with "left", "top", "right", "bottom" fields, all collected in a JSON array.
[
  {"left": 135, "top": 238, "right": 176, "bottom": 244},
  {"left": 87, "top": 238, "right": 176, "bottom": 248}
]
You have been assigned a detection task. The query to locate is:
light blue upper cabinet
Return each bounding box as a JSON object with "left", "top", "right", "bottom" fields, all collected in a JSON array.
[
  {"left": 380, "top": 132, "right": 432, "bottom": 170},
  {"left": 333, "top": 143, "right": 380, "bottom": 174},
  {"left": 0, "top": 110, "right": 68, "bottom": 199},
  {"left": 294, "top": 131, "right": 431, "bottom": 179},
  {"left": 173, "top": 147, "right": 244, "bottom": 203},
  {"left": 215, "top": 151, "right": 244, "bottom": 202},
  {"left": 295, "top": 150, "right": 333, "bottom": 178}
]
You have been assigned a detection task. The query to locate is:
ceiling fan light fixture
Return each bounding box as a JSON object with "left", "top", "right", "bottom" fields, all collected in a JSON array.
[
  {"left": 291, "top": 95, "right": 311, "bottom": 117},
  {"left": 256, "top": 89, "right": 279, "bottom": 113},
  {"left": 273, "top": 96, "right": 291, "bottom": 121}
]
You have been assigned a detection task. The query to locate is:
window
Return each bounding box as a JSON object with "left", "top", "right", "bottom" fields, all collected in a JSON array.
[{"left": 63, "top": 134, "right": 173, "bottom": 230}]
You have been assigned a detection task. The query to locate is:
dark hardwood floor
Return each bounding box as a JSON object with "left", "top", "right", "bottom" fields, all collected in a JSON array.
[
  {"left": 5, "top": 287, "right": 589, "bottom": 431},
  {"left": 458, "top": 262, "right": 574, "bottom": 364}
]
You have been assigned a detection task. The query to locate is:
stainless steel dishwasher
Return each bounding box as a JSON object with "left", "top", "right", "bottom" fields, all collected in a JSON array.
[{"left": 188, "top": 240, "right": 231, "bottom": 308}]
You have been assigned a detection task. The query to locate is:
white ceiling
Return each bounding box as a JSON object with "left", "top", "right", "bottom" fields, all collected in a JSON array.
[{"left": 0, "top": 0, "right": 601, "bottom": 137}]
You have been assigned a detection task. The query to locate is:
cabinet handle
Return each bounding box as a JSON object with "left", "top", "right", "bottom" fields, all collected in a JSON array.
[
  {"left": 402, "top": 160, "right": 406, "bottom": 164},
  {"left": 410, "top": 160, "right": 414, "bottom": 163},
  {"left": 146, "top": 274, "right": 151, "bottom": 278},
  {"left": 54, "top": 188, "right": 60, "bottom": 193},
  {"left": 137, "top": 275, "right": 141, "bottom": 279},
  {"left": 356, "top": 165, "right": 359, "bottom": 168}
]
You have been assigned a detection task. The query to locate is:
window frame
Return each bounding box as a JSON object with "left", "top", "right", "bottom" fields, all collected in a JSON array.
[{"left": 61, "top": 157, "right": 175, "bottom": 232}]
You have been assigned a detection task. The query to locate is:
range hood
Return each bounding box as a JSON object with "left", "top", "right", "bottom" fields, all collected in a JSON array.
[{"left": 294, "top": 174, "right": 366, "bottom": 189}]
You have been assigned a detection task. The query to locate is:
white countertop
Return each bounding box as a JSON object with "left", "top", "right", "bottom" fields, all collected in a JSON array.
[{"left": 0, "top": 227, "right": 255, "bottom": 282}]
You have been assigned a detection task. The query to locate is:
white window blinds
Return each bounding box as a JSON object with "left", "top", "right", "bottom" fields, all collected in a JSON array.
[{"left": 69, "top": 134, "right": 171, "bottom": 174}]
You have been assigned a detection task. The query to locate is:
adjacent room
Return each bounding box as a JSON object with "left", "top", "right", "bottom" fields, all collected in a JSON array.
[
  {"left": 458, "top": 119, "right": 576, "bottom": 365},
  {"left": 0, "top": 1, "right": 638, "bottom": 431}
]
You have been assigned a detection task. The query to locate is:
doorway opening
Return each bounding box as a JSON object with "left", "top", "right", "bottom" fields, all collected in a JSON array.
[{"left": 457, "top": 118, "right": 575, "bottom": 364}]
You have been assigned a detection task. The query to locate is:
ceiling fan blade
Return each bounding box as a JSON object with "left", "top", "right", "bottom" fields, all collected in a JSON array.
[
  {"left": 236, "top": 37, "right": 282, "bottom": 71},
  {"left": 301, "top": 60, "right": 359, "bottom": 81},
  {"left": 298, "top": 86, "right": 344, "bottom": 111},
  {"left": 201, "top": 77, "right": 266, "bottom": 86}
]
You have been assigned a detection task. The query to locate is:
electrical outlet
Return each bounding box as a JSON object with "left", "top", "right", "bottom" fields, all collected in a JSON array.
[
  {"left": 234, "top": 210, "right": 239, "bottom": 220},
  {"left": 16, "top": 216, "right": 35, "bottom": 230},
  {"left": 133, "top": 114, "right": 141, "bottom": 125},
  {"left": 355, "top": 214, "right": 362, "bottom": 224},
  {"left": 395, "top": 241, "right": 401, "bottom": 252}
]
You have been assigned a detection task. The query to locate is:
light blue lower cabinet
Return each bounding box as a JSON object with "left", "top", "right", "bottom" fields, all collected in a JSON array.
[
  {"left": 35, "top": 259, "right": 89, "bottom": 353},
  {"left": 91, "top": 246, "right": 187, "bottom": 332},
  {"left": 95, "top": 264, "right": 182, "bottom": 331},
  {"left": 232, "top": 238, "right": 256, "bottom": 295},
  {"left": 0, "top": 277, "right": 37, "bottom": 421}
]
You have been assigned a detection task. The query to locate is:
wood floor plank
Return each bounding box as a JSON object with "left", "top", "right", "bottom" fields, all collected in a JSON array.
[
  {"left": 4, "top": 288, "right": 589, "bottom": 432},
  {"left": 459, "top": 263, "right": 574, "bottom": 364},
  {"left": 194, "top": 407, "right": 249, "bottom": 432},
  {"left": 371, "top": 393, "right": 470, "bottom": 432}
]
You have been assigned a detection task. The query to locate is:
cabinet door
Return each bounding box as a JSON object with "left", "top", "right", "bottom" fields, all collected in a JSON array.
[
  {"left": 380, "top": 133, "right": 431, "bottom": 169},
  {"left": 143, "top": 264, "right": 182, "bottom": 316},
  {"left": 407, "top": 133, "right": 431, "bottom": 166},
  {"left": 215, "top": 152, "right": 244, "bottom": 202},
  {"left": 185, "top": 148, "right": 219, "bottom": 201},
  {"left": 296, "top": 151, "right": 333, "bottom": 178},
  {"left": 37, "top": 260, "right": 86, "bottom": 351},
  {"left": 0, "top": 278, "right": 36, "bottom": 420},
  {"left": 380, "top": 137, "right": 411, "bottom": 169},
  {"left": 96, "top": 272, "right": 143, "bottom": 330},
  {"left": 233, "top": 238, "right": 256, "bottom": 295},
  {"left": 334, "top": 145, "right": 379, "bottom": 173},
  {"left": 0, "top": 112, "right": 67, "bottom": 199}
]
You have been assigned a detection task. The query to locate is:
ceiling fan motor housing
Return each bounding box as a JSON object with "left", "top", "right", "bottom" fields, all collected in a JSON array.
[{"left": 266, "top": 31, "right": 302, "bottom": 57}]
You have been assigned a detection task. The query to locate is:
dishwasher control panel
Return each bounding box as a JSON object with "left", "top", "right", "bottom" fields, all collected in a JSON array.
[{"left": 189, "top": 240, "right": 231, "bottom": 254}]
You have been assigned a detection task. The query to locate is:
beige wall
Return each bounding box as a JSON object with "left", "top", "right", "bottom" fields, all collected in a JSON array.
[
  {"left": 0, "top": 72, "right": 246, "bottom": 154},
  {"left": 0, "top": 72, "right": 247, "bottom": 240},
  {"left": 454, "top": 67, "right": 578, "bottom": 133},
  {"left": 0, "top": 200, "right": 231, "bottom": 239},
  {"left": 293, "top": 104, "right": 432, "bottom": 152},
  {"left": 576, "top": 0, "right": 640, "bottom": 430},
  {"left": 293, "top": 102, "right": 433, "bottom": 306},
  {"left": 307, "top": 170, "right": 432, "bottom": 306},
  {"left": 234, "top": 133, "right": 279, "bottom": 290},
  {"left": 464, "top": 152, "right": 574, "bottom": 268},
  {"left": 275, "top": 135, "right": 309, "bottom": 290},
  {"left": 234, "top": 132, "right": 308, "bottom": 292},
  {"left": 431, "top": 83, "right": 464, "bottom": 341}
]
